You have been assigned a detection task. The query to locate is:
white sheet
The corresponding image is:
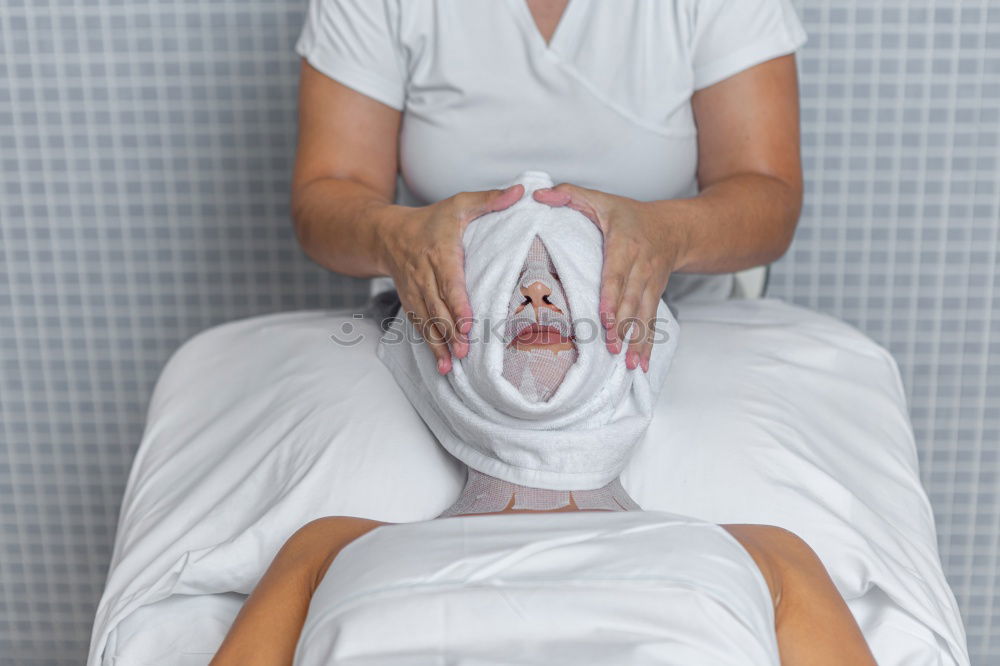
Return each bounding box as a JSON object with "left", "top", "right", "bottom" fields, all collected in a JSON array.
[
  {"left": 89, "top": 298, "right": 969, "bottom": 665},
  {"left": 295, "top": 511, "right": 780, "bottom": 665}
]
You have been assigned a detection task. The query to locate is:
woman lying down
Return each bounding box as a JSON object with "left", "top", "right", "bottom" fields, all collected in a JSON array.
[{"left": 210, "top": 182, "right": 877, "bottom": 665}]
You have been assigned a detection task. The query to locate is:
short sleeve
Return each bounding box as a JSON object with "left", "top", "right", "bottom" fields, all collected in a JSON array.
[
  {"left": 295, "top": 0, "right": 407, "bottom": 111},
  {"left": 690, "top": 0, "right": 808, "bottom": 91}
]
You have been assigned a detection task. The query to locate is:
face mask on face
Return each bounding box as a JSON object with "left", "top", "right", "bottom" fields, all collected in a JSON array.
[{"left": 502, "top": 236, "right": 577, "bottom": 402}]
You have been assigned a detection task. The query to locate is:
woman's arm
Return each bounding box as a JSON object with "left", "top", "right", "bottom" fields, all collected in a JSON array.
[
  {"left": 291, "top": 60, "right": 405, "bottom": 279},
  {"left": 723, "top": 524, "right": 877, "bottom": 666},
  {"left": 671, "top": 53, "right": 805, "bottom": 274},
  {"left": 533, "top": 54, "right": 805, "bottom": 371},
  {"left": 210, "top": 516, "right": 387, "bottom": 666},
  {"left": 291, "top": 60, "right": 521, "bottom": 374},
  {"left": 769, "top": 527, "right": 878, "bottom": 665}
]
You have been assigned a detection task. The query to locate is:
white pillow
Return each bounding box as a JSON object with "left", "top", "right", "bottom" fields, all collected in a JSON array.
[{"left": 90, "top": 299, "right": 967, "bottom": 666}]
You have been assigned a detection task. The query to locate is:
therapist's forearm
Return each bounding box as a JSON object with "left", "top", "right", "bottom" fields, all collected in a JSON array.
[
  {"left": 291, "top": 176, "right": 408, "bottom": 278},
  {"left": 647, "top": 172, "right": 803, "bottom": 274}
]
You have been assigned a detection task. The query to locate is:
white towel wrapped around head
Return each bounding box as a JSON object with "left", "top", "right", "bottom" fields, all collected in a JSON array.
[{"left": 376, "top": 170, "right": 679, "bottom": 490}]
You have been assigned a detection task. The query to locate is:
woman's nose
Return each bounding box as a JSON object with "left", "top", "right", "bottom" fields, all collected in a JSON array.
[{"left": 520, "top": 281, "right": 563, "bottom": 316}]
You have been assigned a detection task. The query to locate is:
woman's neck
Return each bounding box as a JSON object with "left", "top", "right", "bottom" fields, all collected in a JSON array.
[{"left": 437, "top": 467, "right": 640, "bottom": 518}]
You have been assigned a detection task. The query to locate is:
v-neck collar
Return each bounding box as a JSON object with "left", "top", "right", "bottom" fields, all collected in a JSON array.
[{"left": 505, "top": 0, "right": 580, "bottom": 55}]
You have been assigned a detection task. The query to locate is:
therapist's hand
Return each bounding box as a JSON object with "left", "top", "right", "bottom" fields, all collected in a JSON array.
[
  {"left": 380, "top": 184, "right": 525, "bottom": 375},
  {"left": 533, "top": 184, "right": 689, "bottom": 373}
]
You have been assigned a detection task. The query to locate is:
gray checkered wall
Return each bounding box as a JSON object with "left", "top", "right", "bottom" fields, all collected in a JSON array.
[
  {"left": 0, "top": 1, "right": 995, "bottom": 664},
  {"left": 768, "top": 3, "right": 998, "bottom": 661}
]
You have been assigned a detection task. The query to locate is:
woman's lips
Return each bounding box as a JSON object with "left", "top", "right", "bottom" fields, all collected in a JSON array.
[{"left": 514, "top": 324, "right": 570, "bottom": 346}]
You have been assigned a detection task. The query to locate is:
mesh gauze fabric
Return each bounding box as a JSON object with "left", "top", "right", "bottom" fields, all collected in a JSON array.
[
  {"left": 439, "top": 235, "right": 641, "bottom": 517},
  {"left": 501, "top": 236, "right": 575, "bottom": 402},
  {"left": 501, "top": 347, "right": 578, "bottom": 403},
  {"left": 437, "top": 467, "right": 641, "bottom": 517}
]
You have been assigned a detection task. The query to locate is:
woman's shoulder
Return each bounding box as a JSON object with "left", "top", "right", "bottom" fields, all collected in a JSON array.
[
  {"left": 291, "top": 516, "right": 393, "bottom": 590},
  {"left": 298, "top": 515, "right": 391, "bottom": 551},
  {"left": 721, "top": 524, "right": 878, "bottom": 664},
  {"left": 719, "top": 523, "right": 812, "bottom": 610}
]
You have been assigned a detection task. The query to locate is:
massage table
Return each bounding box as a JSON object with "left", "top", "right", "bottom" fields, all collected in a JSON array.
[{"left": 88, "top": 297, "right": 969, "bottom": 665}]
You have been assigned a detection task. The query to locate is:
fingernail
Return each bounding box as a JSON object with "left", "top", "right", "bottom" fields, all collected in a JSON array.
[
  {"left": 626, "top": 351, "right": 638, "bottom": 369},
  {"left": 437, "top": 358, "right": 449, "bottom": 375},
  {"left": 641, "top": 357, "right": 650, "bottom": 373}
]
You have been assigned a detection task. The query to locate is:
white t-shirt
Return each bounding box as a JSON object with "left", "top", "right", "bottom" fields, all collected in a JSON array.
[{"left": 295, "top": 0, "right": 808, "bottom": 301}]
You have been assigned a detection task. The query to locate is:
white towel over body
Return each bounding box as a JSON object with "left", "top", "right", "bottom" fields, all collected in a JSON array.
[{"left": 294, "top": 510, "right": 779, "bottom": 666}]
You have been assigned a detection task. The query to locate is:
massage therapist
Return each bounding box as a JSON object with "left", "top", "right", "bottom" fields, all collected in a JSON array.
[{"left": 289, "top": 0, "right": 808, "bottom": 374}]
